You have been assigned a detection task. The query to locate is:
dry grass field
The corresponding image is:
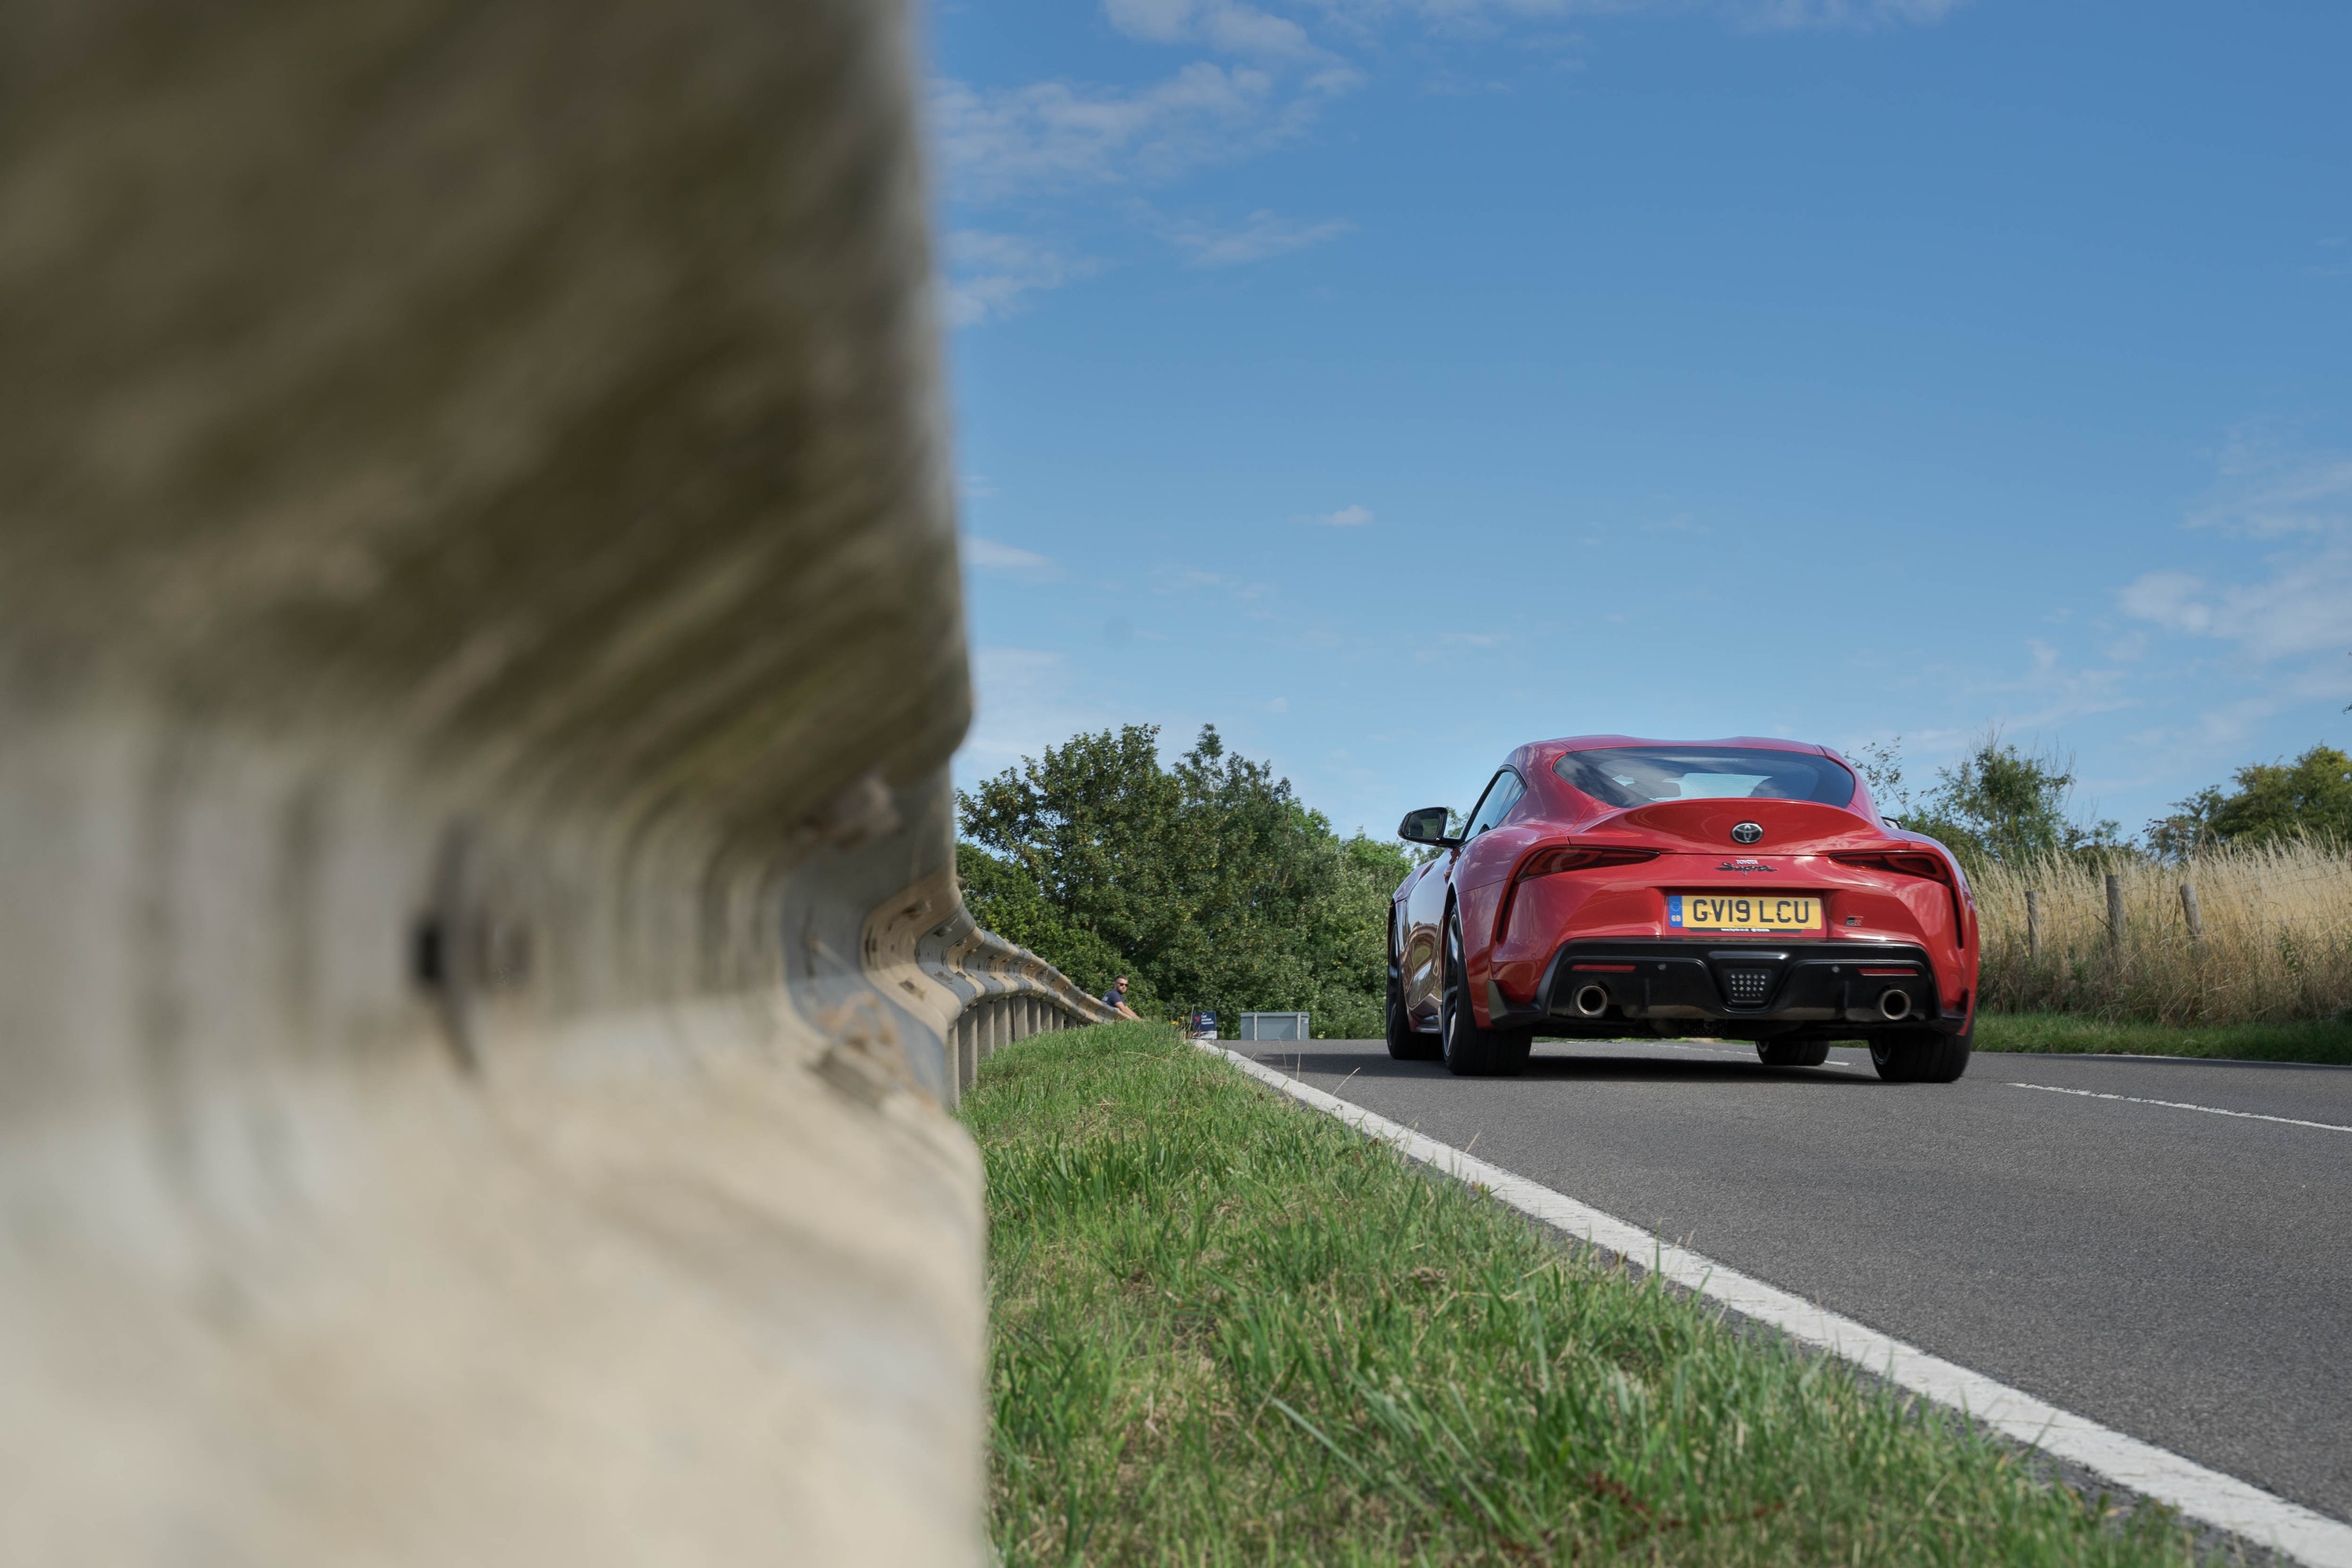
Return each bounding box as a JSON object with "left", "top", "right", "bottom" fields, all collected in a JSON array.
[{"left": 1973, "top": 839, "right": 2352, "bottom": 1025}]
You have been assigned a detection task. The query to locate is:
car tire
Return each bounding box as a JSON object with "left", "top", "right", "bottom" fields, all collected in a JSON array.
[
  {"left": 1387, "top": 971, "right": 1439, "bottom": 1061},
  {"left": 1869, "top": 1020, "right": 1974, "bottom": 1083},
  {"left": 1441, "top": 906, "right": 1531, "bottom": 1077},
  {"left": 1756, "top": 1038, "right": 1831, "bottom": 1068}
]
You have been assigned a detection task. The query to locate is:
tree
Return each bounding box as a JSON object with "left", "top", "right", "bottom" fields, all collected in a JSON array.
[
  {"left": 957, "top": 724, "right": 1414, "bottom": 1035},
  {"left": 2146, "top": 745, "right": 2352, "bottom": 855},
  {"left": 1849, "top": 738, "right": 1911, "bottom": 824},
  {"left": 1901, "top": 732, "right": 2122, "bottom": 871}
]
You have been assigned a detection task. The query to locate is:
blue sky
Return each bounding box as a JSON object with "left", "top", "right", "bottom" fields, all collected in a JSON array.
[{"left": 930, "top": 0, "right": 2350, "bottom": 842}]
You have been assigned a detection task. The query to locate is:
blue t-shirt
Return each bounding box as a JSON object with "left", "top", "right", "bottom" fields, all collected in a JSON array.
[{"left": 1101, "top": 986, "right": 1124, "bottom": 1009}]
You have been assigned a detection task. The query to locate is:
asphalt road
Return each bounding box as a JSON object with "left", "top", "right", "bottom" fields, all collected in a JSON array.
[{"left": 1235, "top": 1036, "right": 2352, "bottom": 1525}]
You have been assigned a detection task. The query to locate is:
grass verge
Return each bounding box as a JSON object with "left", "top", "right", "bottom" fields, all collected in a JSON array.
[
  {"left": 1976, "top": 1011, "right": 2352, "bottom": 1065},
  {"left": 968, "top": 1021, "right": 2204, "bottom": 1565}
]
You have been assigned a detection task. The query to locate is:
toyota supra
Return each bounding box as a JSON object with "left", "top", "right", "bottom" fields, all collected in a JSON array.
[{"left": 1389, "top": 736, "right": 1979, "bottom": 1082}]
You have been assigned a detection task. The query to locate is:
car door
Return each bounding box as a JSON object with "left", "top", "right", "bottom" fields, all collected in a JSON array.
[{"left": 1402, "top": 768, "right": 1523, "bottom": 1026}]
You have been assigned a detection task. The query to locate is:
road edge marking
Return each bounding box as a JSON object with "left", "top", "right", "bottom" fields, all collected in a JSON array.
[{"left": 1206, "top": 1044, "right": 2352, "bottom": 1568}]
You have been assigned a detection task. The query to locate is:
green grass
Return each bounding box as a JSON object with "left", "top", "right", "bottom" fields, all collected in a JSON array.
[
  {"left": 967, "top": 1022, "right": 2206, "bottom": 1566},
  {"left": 1977, "top": 1011, "right": 2352, "bottom": 1065}
]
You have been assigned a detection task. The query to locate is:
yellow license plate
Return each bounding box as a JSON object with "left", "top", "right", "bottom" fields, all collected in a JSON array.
[{"left": 1668, "top": 894, "right": 1822, "bottom": 934}]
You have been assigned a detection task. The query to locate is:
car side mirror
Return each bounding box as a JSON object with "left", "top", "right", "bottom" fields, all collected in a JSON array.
[{"left": 1397, "top": 806, "right": 1457, "bottom": 847}]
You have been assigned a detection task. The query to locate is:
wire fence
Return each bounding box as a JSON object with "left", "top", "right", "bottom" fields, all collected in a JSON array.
[{"left": 1972, "top": 839, "right": 2352, "bottom": 1023}]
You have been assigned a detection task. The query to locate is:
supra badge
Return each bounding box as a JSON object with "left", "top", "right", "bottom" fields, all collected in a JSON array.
[
  {"left": 1731, "top": 821, "right": 1764, "bottom": 845},
  {"left": 1719, "top": 858, "right": 1776, "bottom": 873}
]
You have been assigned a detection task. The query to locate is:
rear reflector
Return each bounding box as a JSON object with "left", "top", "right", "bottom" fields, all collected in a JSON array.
[
  {"left": 1858, "top": 967, "right": 1918, "bottom": 976},
  {"left": 1573, "top": 963, "right": 1636, "bottom": 973}
]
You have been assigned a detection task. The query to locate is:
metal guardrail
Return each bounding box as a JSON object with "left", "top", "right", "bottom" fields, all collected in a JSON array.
[{"left": 937, "top": 923, "right": 1120, "bottom": 1101}]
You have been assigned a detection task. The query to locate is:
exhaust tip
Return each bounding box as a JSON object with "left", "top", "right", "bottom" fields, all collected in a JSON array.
[
  {"left": 1878, "top": 988, "right": 1913, "bottom": 1022},
  {"left": 1573, "top": 983, "right": 1610, "bottom": 1018}
]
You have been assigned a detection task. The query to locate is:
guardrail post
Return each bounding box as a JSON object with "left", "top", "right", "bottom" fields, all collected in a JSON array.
[
  {"left": 958, "top": 1014, "right": 978, "bottom": 1097},
  {"left": 2180, "top": 880, "right": 2203, "bottom": 946},
  {"left": 2026, "top": 889, "right": 2042, "bottom": 958}
]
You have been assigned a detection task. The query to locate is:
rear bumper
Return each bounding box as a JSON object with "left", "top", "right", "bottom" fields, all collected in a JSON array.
[{"left": 1492, "top": 938, "right": 1969, "bottom": 1038}]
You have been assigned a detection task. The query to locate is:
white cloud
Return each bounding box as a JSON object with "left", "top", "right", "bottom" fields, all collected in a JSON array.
[
  {"left": 963, "top": 648, "right": 1102, "bottom": 769},
  {"left": 1296, "top": 503, "right": 1374, "bottom": 525},
  {"left": 1105, "top": 0, "right": 1323, "bottom": 58},
  {"left": 1642, "top": 511, "right": 1707, "bottom": 534},
  {"left": 1152, "top": 207, "right": 1355, "bottom": 266},
  {"left": 2121, "top": 554, "right": 2352, "bottom": 663},
  {"left": 1730, "top": 0, "right": 1968, "bottom": 27},
  {"left": 934, "top": 0, "right": 1964, "bottom": 328},
  {"left": 942, "top": 230, "right": 1097, "bottom": 326},
  {"left": 2121, "top": 434, "right": 2352, "bottom": 664},
  {"left": 2187, "top": 431, "right": 2352, "bottom": 539},
  {"left": 932, "top": 64, "right": 1353, "bottom": 203},
  {"left": 1153, "top": 564, "right": 1274, "bottom": 597},
  {"left": 964, "top": 536, "right": 1065, "bottom": 582},
  {"left": 1263, "top": 696, "right": 1290, "bottom": 712},
  {"left": 1290, "top": 0, "right": 1965, "bottom": 34}
]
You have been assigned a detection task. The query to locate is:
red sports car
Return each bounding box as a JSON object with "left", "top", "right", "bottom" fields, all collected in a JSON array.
[{"left": 1389, "top": 736, "right": 1978, "bottom": 1082}]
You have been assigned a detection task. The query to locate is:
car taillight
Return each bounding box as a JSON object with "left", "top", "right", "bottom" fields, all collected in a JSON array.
[
  {"left": 1834, "top": 851, "right": 1966, "bottom": 936},
  {"left": 1833, "top": 851, "right": 1949, "bottom": 882},
  {"left": 1519, "top": 845, "right": 1661, "bottom": 878},
  {"left": 1495, "top": 846, "right": 1660, "bottom": 943}
]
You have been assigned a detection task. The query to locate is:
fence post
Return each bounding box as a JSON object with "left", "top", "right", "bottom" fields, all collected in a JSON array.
[
  {"left": 2026, "top": 890, "right": 2042, "bottom": 958},
  {"left": 2180, "top": 880, "right": 2203, "bottom": 945},
  {"left": 2105, "top": 873, "right": 2124, "bottom": 957}
]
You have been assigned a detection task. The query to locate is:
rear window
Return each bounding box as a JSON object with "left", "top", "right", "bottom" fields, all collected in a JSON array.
[{"left": 1553, "top": 746, "right": 1857, "bottom": 808}]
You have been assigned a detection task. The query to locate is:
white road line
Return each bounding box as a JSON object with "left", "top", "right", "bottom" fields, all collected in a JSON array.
[
  {"left": 1208, "top": 1044, "right": 2352, "bottom": 1568},
  {"left": 2010, "top": 1081, "right": 2352, "bottom": 1135}
]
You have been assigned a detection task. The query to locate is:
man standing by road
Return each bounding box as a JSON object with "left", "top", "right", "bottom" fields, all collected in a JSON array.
[{"left": 1101, "top": 975, "right": 1141, "bottom": 1020}]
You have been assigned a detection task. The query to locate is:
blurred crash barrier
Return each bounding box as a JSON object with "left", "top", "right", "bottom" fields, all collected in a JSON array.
[
  {"left": 896, "top": 898, "right": 1120, "bottom": 1102},
  {"left": 0, "top": 2, "right": 1102, "bottom": 1564}
]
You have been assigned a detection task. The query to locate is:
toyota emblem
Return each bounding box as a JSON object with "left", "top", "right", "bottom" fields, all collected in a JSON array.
[{"left": 1731, "top": 822, "right": 1764, "bottom": 845}]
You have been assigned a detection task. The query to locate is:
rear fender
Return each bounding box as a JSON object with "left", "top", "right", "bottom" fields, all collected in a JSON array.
[{"left": 1452, "top": 885, "right": 1512, "bottom": 1028}]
